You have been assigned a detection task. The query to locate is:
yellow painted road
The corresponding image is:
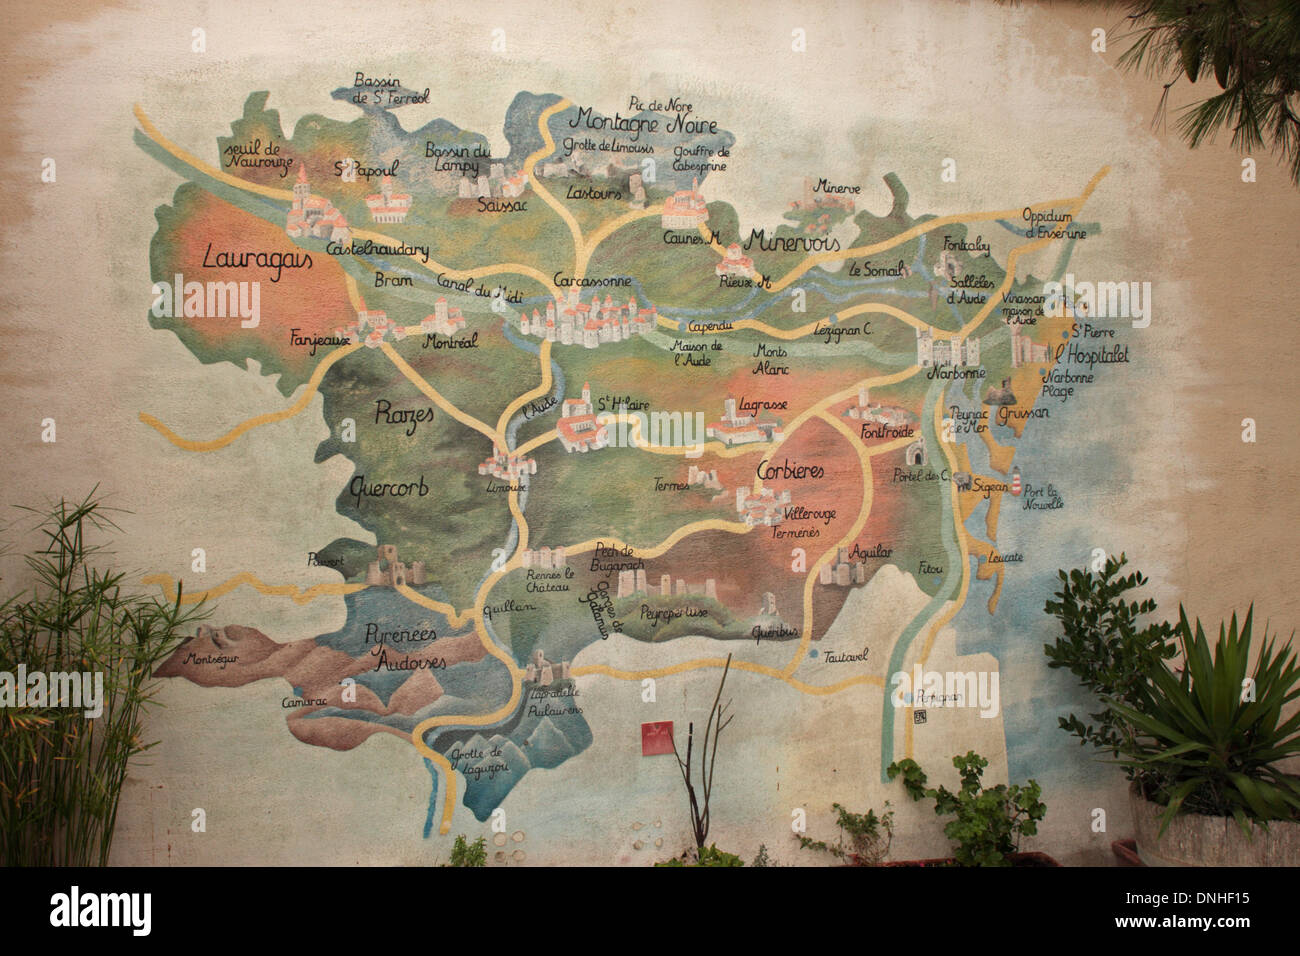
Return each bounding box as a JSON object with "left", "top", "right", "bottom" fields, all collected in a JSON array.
[
  {"left": 380, "top": 341, "right": 499, "bottom": 445},
  {"left": 142, "top": 572, "right": 368, "bottom": 606},
  {"left": 140, "top": 344, "right": 360, "bottom": 452}
]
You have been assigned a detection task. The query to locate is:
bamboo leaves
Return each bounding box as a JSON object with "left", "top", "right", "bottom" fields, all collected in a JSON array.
[{"left": 0, "top": 491, "right": 207, "bottom": 865}]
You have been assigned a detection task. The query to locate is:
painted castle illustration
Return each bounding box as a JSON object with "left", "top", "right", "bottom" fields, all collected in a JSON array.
[
  {"left": 336, "top": 302, "right": 402, "bottom": 348},
  {"left": 535, "top": 154, "right": 639, "bottom": 180},
  {"left": 338, "top": 296, "right": 463, "bottom": 344},
  {"left": 519, "top": 546, "right": 566, "bottom": 569},
  {"left": 478, "top": 447, "right": 537, "bottom": 481},
  {"left": 844, "top": 387, "right": 915, "bottom": 426},
  {"left": 916, "top": 328, "right": 981, "bottom": 367},
  {"left": 819, "top": 547, "right": 868, "bottom": 586},
  {"left": 790, "top": 177, "right": 856, "bottom": 214},
  {"left": 715, "top": 243, "right": 755, "bottom": 278},
  {"left": 934, "top": 249, "right": 963, "bottom": 283},
  {"left": 687, "top": 464, "right": 722, "bottom": 489},
  {"left": 518, "top": 292, "right": 657, "bottom": 348},
  {"left": 285, "top": 165, "right": 350, "bottom": 242},
  {"left": 1009, "top": 323, "right": 1051, "bottom": 367},
  {"left": 706, "top": 397, "right": 784, "bottom": 446},
  {"left": 736, "top": 485, "right": 790, "bottom": 527},
  {"left": 983, "top": 378, "right": 1017, "bottom": 406},
  {"left": 628, "top": 172, "right": 647, "bottom": 208},
  {"left": 556, "top": 382, "right": 609, "bottom": 453},
  {"left": 524, "top": 649, "right": 572, "bottom": 685},
  {"left": 365, "top": 175, "right": 412, "bottom": 223},
  {"left": 422, "top": 297, "right": 466, "bottom": 336},
  {"left": 616, "top": 569, "right": 718, "bottom": 601},
  {"left": 661, "top": 178, "right": 708, "bottom": 229},
  {"left": 364, "top": 544, "right": 428, "bottom": 587},
  {"left": 456, "top": 163, "right": 528, "bottom": 200}
]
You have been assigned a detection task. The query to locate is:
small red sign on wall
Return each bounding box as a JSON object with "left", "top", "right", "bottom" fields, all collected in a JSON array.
[{"left": 641, "top": 721, "right": 675, "bottom": 756}]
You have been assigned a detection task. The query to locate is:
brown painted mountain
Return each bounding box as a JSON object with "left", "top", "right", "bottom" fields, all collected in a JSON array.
[
  {"left": 156, "top": 583, "right": 595, "bottom": 823},
  {"left": 154, "top": 601, "right": 493, "bottom": 751}
]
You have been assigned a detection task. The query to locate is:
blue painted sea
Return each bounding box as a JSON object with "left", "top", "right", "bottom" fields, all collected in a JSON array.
[{"left": 947, "top": 327, "right": 1144, "bottom": 791}]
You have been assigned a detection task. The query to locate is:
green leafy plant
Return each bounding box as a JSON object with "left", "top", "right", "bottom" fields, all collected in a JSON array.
[
  {"left": 1106, "top": 606, "right": 1300, "bottom": 835},
  {"left": 695, "top": 844, "right": 743, "bottom": 866},
  {"left": 797, "top": 801, "right": 894, "bottom": 865},
  {"left": 655, "top": 843, "right": 744, "bottom": 867},
  {"left": 446, "top": 834, "right": 487, "bottom": 866},
  {"left": 0, "top": 490, "right": 206, "bottom": 865},
  {"left": 750, "top": 843, "right": 771, "bottom": 867},
  {"left": 1043, "top": 553, "right": 1176, "bottom": 771},
  {"left": 887, "top": 752, "right": 1045, "bottom": 867}
]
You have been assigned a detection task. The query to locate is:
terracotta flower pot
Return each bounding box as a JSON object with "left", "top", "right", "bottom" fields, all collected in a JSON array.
[
  {"left": 1111, "top": 838, "right": 1143, "bottom": 866},
  {"left": 1129, "top": 784, "right": 1300, "bottom": 866}
]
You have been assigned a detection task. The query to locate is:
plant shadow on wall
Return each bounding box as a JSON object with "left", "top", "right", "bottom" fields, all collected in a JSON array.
[
  {"left": 1045, "top": 554, "right": 1300, "bottom": 866},
  {"left": 0, "top": 490, "right": 207, "bottom": 866}
]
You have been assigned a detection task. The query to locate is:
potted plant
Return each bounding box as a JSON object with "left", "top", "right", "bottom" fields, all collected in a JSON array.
[
  {"left": 885, "top": 751, "right": 1053, "bottom": 866},
  {"left": 1045, "top": 555, "right": 1300, "bottom": 865},
  {"left": 1108, "top": 607, "right": 1300, "bottom": 866}
]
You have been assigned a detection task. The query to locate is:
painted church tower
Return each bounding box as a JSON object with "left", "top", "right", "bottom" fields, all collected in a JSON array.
[{"left": 293, "top": 164, "right": 310, "bottom": 208}]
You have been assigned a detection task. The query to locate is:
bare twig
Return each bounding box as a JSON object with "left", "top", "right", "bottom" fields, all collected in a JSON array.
[{"left": 671, "top": 653, "right": 734, "bottom": 851}]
